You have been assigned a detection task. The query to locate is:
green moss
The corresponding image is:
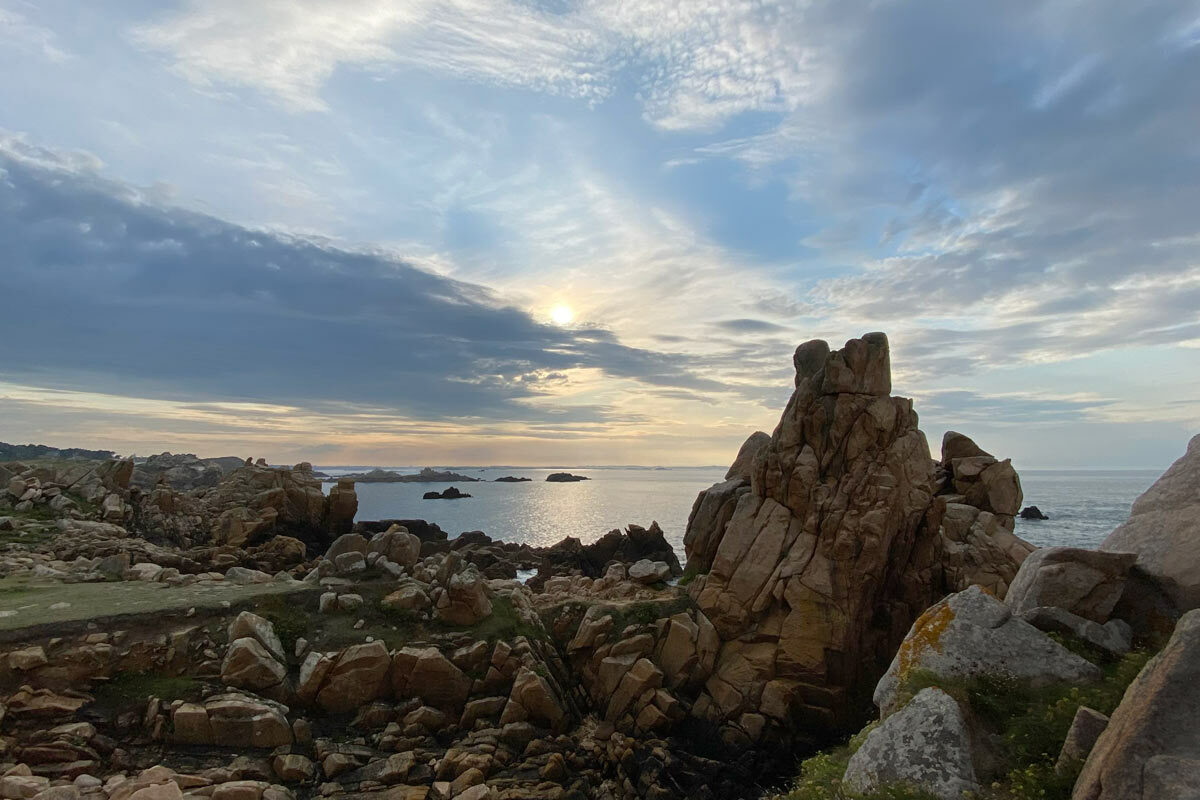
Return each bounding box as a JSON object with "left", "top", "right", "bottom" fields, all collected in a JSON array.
[{"left": 93, "top": 671, "right": 203, "bottom": 710}]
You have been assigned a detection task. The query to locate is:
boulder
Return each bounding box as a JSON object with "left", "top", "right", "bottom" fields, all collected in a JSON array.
[
  {"left": 1072, "top": 608, "right": 1200, "bottom": 800},
  {"left": 435, "top": 569, "right": 492, "bottom": 626},
  {"left": 381, "top": 581, "right": 431, "bottom": 613},
  {"left": 205, "top": 694, "right": 293, "bottom": 748},
  {"left": 369, "top": 528, "right": 421, "bottom": 569},
  {"left": 1102, "top": 434, "right": 1200, "bottom": 611},
  {"left": 1005, "top": 547, "right": 1137, "bottom": 623},
  {"left": 500, "top": 666, "right": 567, "bottom": 731},
  {"left": 392, "top": 647, "right": 471, "bottom": 711},
  {"left": 1020, "top": 607, "right": 1132, "bottom": 656},
  {"left": 874, "top": 586, "right": 1101, "bottom": 713},
  {"left": 315, "top": 642, "right": 391, "bottom": 712},
  {"left": 1020, "top": 505, "right": 1049, "bottom": 520},
  {"left": 627, "top": 559, "right": 670, "bottom": 585},
  {"left": 324, "top": 533, "right": 368, "bottom": 561},
  {"left": 221, "top": 638, "right": 287, "bottom": 691},
  {"left": 1056, "top": 707, "right": 1109, "bottom": 775},
  {"left": 228, "top": 612, "right": 286, "bottom": 662},
  {"left": 843, "top": 688, "right": 979, "bottom": 800}
]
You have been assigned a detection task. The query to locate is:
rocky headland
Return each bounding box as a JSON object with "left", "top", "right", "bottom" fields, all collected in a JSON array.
[{"left": 0, "top": 333, "right": 1194, "bottom": 800}]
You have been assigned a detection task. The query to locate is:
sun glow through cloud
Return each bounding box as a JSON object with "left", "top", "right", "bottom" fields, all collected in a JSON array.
[{"left": 550, "top": 304, "right": 575, "bottom": 326}]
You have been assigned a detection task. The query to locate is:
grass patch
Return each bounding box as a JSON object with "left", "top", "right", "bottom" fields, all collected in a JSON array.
[
  {"left": 93, "top": 671, "right": 203, "bottom": 710},
  {"left": 255, "top": 593, "right": 312, "bottom": 655}
]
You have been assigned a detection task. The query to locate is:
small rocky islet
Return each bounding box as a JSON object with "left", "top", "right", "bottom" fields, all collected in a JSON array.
[{"left": 0, "top": 333, "right": 1196, "bottom": 800}]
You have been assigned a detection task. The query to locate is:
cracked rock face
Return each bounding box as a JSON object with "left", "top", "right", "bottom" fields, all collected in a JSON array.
[{"left": 683, "top": 333, "right": 1034, "bottom": 737}]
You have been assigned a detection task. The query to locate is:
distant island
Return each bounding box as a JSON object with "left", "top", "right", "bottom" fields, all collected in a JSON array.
[
  {"left": 338, "top": 467, "right": 480, "bottom": 483},
  {"left": 494, "top": 476, "right": 532, "bottom": 482},
  {"left": 546, "top": 472, "right": 589, "bottom": 482},
  {"left": 423, "top": 486, "right": 471, "bottom": 500}
]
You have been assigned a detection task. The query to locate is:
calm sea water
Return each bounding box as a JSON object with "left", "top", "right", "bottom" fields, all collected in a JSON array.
[{"left": 318, "top": 466, "right": 1161, "bottom": 555}]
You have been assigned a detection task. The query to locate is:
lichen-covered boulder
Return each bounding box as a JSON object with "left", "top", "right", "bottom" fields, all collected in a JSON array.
[
  {"left": 874, "top": 585, "right": 1101, "bottom": 713},
  {"left": 1072, "top": 609, "right": 1200, "bottom": 800},
  {"left": 844, "top": 688, "right": 979, "bottom": 800}
]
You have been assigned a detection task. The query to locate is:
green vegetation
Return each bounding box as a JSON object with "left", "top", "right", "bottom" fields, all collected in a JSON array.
[
  {"left": 770, "top": 635, "right": 1154, "bottom": 800},
  {"left": 93, "top": 671, "right": 203, "bottom": 710},
  {"left": 768, "top": 722, "right": 938, "bottom": 800},
  {"left": 255, "top": 592, "right": 312, "bottom": 654},
  {"left": 677, "top": 561, "right": 705, "bottom": 586}
]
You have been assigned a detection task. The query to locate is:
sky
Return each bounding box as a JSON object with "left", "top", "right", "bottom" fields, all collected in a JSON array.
[{"left": 0, "top": 0, "right": 1198, "bottom": 469}]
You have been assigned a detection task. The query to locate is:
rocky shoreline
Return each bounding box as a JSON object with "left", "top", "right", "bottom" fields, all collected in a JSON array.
[{"left": 0, "top": 334, "right": 1195, "bottom": 800}]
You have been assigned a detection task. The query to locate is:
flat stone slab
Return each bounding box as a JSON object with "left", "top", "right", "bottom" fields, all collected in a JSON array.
[{"left": 0, "top": 577, "right": 314, "bottom": 640}]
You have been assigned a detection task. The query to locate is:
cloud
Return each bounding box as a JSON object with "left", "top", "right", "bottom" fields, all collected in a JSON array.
[
  {"left": 0, "top": 5, "right": 71, "bottom": 62},
  {"left": 131, "top": 0, "right": 818, "bottom": 128},
  {"left": 0, "top": 134, "right": 727, "bottom": 422},
  {"left": 713, "top": 319, "right": 791, "bottom": 334},
  {"left": 693, "top": 0, "right": 1200, "bottom": 375}
]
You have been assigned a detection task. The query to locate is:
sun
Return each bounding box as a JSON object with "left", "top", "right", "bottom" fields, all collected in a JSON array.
[{"left": 549, "top": 304, "right": 575, "bottom": 326}]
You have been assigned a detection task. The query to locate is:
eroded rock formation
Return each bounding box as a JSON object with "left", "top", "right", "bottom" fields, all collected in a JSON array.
[{"left": 684, "top": 333, "right": 1034, "bottom": 736}]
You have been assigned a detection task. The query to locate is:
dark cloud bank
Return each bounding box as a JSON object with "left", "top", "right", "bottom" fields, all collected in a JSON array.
[{"left": 0, "top": 141, "right": 722, "bottom": 423}]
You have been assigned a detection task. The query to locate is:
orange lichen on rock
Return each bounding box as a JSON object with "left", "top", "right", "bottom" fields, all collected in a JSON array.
[{"left": 896, "top": 601, "right": 955, "bottom": 682}]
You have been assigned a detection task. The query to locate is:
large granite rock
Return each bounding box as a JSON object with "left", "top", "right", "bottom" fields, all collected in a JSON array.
[
  {"left": 221, "top": 639, "right": 286, "bottom": 691},
  {"left": 1005, "top": 547, "right": 1137, "bottom": 623},
  {"left": 683, "top": 334, "right": 1034, "bottom": 736},
  {"left": 724, "top": 431, "right": 770, "bottom": 482},
  {"left": 315, "top": 642, "right": 392, "bottom": 712},
  {"left": 1102, "top": 434, "right": 1200, "bottom": 612},
  {"left": 874, "top": 586, "right": 1101, "bottom": 714},
  {"left": 843, "top": 688, "right": 979, "bottom": 800},
  {"left": 1072, "top": 609, "right": 1200, "bottom": 800}
]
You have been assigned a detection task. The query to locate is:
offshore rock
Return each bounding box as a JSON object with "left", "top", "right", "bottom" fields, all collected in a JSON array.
[{"left": 685, "top": 333, "right": 1034, "bottom": 736}]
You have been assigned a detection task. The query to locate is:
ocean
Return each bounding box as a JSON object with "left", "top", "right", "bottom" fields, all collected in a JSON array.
[{"left": 319, "top": 466, "right": 1162, "bottom": 555}]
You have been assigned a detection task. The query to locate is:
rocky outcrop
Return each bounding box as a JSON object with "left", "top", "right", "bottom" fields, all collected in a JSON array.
[
  {"left": 1101, "top": 434, "right": 1200, "bottom": 612},
  {"left": 683, "top": 333, "right": 1034, "bottom": 737},
  {"left": 531, "top": 522, "right": 681, "bottom": 588},
  {"left": 130, "top": 452, "right": 245, "bottom": 491},
  {"left": 1072, "top": 608, "right": 1200, "bottom": 800}
]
